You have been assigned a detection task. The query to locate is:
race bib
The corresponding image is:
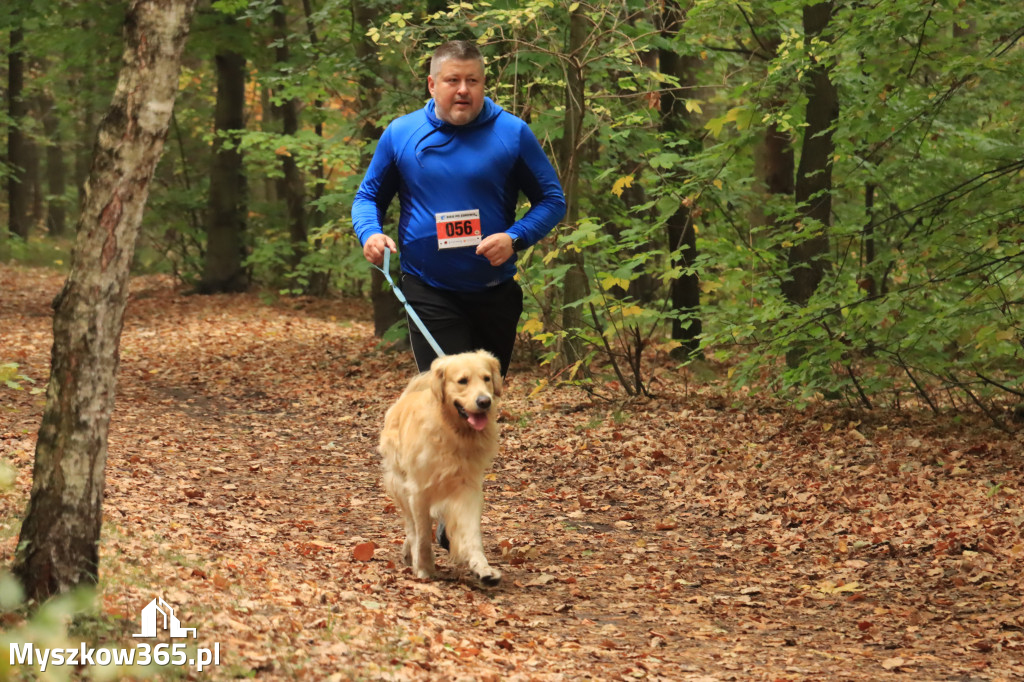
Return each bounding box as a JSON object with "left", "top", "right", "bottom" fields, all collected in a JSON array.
[{"left": 436, "top": 209, "right": 482, "bottom": 249}]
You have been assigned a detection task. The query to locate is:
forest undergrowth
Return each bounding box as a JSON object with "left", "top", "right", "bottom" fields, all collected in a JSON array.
[{"left": 1, "top": 263, "right": 1022, "bottom": 681}]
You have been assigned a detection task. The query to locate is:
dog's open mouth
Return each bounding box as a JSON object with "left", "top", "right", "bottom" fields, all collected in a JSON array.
[{"left": 455, "top": 402, "right": 490, "bottom": 431}]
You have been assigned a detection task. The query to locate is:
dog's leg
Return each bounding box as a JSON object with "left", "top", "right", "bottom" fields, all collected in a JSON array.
[
  {"left": 408, "top": 493, "right": 436, "bottom": 579},
  {"left": 444, "top": 490, "right": 502, "bottom": 587},
  {"left": 385, "top": 470, "right": 415, "bottom": 567},
  {"left": 400, "top": 514, "right": 415, "bottom": 566}
]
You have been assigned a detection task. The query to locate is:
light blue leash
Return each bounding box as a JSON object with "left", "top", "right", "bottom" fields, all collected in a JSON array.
[
  {"left": 372, "top": 248, "right": 447, "bottom": 359},
  {"left": 372, "top": 248, "right": 450, "bottom": 549}
]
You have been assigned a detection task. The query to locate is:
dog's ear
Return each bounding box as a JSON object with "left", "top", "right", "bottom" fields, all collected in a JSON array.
[
  {"left": 486, "top": 353, "right": 503, "bottom": 397},
  {"left": 430, "top": 358, "right": 447, "bottom": 403}
]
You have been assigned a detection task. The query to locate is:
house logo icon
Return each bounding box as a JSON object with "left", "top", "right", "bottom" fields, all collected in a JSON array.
[{"left": 132, "top": 597, "right": 197, "bottom": 639}]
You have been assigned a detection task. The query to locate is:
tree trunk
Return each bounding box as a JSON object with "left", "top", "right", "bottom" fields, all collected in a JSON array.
[
  {"left": 557, "top": 7, "right": 589, "bottom": 367},
  {"left": 26, "top": 131, "right": 46, "bottom": 232},
  {"left": 8, "top": 19, "right": 31, "bottom": 239},
  {"left": 74, "top": 87, "right": 98, "bottom": 211},
  {"left": 301, "top": 0, "right": 329, "bottom": 296},
  {"left": 752, "top": 28, "right": 796, "bottom": 216},
  {"left": 660, "top": 0, "right": 702, "bottom": 358},
  {"left": 861, "top": 181, "right": 878, "bottom": 297},
  {"left": 72, "top": 19, "right": 104, "bottom": 213},
  {"left": 258, "top": 84, "right": 277, "bottom": 204},
  {"left": 40, "top": 94, "right": 68, "bottom": 237},
  {"left": 353, "top": 0, "right": 401, "bottom": 337},
  {"left": 782, "top": 1, "right": 838, "bottom": 306},
  {"left": 755, "top": 119, "right": 795, "bottom": 203},
  {"left": 272, "top": 0, "right": 308, "bottom": 275},
  {"left": 199, "top": 39, "right": 249, "bottom": 294},
  {"left": 752, "top": 32, "right": 796, "bottom": 283},
  {"left": 12, "top": 0, "right": 198, "bottom": 602}
]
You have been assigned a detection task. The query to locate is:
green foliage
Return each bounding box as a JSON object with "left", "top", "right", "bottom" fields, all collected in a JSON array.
[
  {"left": 0, "top": 233, "right": 71, "bottom": 270},
  {"left": 0, "top": 579, "right": 153, "bottom": 681},
  {"left": 0, "top": 363, "right": 40, "bottom": 392},
  {"left": 5, "top": 0, "right": 126, "bottom": 191},
  {"left": 683, "top": 0, "right": 1024, "bottom": 414},
  {"left": 8, "top": 0, "right": 1021, "bottom": 415},
  {"left": 521, "top": 216, "right": 676, "bottom": 397}
]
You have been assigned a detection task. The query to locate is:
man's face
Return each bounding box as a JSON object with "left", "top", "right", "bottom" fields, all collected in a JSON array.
[{"left": 428, "top": 58, "right": 485, "bottom": 126}]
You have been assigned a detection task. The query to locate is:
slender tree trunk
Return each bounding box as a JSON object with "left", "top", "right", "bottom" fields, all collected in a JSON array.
[
  {"left": 12, "top": 0, "right": 198, "bottom": 602},
  {"left": 861, "top": 181, "right": 878, "bottom": 297},
  {"left": 783, "top": 1, "right": 838, "bottom": 306},
  {"left": 258, "top": 84, "right": 277, "bottom": 204},
  {"left": 756, "top": 120, "right": 795, "bottom": 200},
  {"left": 40, "top": 95, "right": 68, "bottom": 237},
  {"left": 353, "top": 0, "right": 401, "bottom": 337},
  {"left": 301, "top": 0, "right": 329, "bottom": 296},
  {"left": 74, "top": 93, "right": 97, "bottom": 211},
  {"left": 72, "top": 21, "right": 101, "bottom": 211},
  {"left": 25, "top": 131, "right": 45, "bottom": 232},
  {"left": 752, "top": 29, "right": 795, "bottom": 218},
  {"left": 557, "top": 7, "right": 589, "bottom": 367},
  {"left": 614, "top": 46, "right": 656, "bottom": 305},
  {"left": 8, "top": 19, "right": 31, "bottom": 239},
  {"left": 199, "top": 38, "right": 249, "bottom": 294},
  {"left": 272, "top": 0, "right": 308, "bottom": 276},
  {"left": 753, "top": 36, "right": 797, "bottom": 280},
  {"left": 660, "top": 0, "right": 702, "bottom": 358},
  {"left": 752, "top": 115, "right": 796, "bottom": 289}
]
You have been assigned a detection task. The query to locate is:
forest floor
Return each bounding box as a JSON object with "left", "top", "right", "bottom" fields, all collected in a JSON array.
[{"left": 1, "top": 262, "right": 1023, "bottom": 681}]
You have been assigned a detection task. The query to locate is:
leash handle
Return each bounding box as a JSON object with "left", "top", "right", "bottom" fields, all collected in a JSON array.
[{"left": 373, "top": 248, "right": 447, "bottom": 359}]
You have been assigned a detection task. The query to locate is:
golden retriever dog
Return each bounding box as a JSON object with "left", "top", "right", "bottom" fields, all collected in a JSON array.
[{"left": 380, "top": 350, "right": 503, "bottom": 586}]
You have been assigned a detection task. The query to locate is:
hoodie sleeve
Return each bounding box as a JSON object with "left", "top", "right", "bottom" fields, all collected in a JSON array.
[
  {"left": 507, "top": 123, "right": 566, "bottom": 247},
  {"left": 351, "top": 126, "right": 400, "bottom": 246}
]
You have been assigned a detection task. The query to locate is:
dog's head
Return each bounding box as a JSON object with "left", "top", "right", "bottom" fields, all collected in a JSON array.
[{"left": 430, "top": 350, "right": 502, "bottom": 432}]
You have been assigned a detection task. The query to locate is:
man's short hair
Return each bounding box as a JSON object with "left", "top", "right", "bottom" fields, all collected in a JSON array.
[{"left": 430, "top": 40, "right": 484, "bottom": 77}]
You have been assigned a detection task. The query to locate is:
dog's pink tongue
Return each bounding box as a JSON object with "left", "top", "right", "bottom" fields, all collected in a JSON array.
[{"left": 467, "top": 413, "right": 489, "bottom": 431}]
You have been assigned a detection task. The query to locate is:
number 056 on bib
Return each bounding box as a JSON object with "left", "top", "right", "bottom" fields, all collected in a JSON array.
[{"left": 435, "top": 209, "right": 482, "bottom": 249}]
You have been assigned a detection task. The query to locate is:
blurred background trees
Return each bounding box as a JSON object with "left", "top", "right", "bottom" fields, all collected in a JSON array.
[{"left": 2, "top": 0, "right": 1021, "bottom": 417}]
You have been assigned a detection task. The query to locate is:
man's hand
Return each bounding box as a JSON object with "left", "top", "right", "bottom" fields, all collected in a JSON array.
[
  {"left": 363, "top": 233, "right": 397, "bottom": 267},
  {"left": 476, "top": 233, "right": 515, "bottom": 267}
]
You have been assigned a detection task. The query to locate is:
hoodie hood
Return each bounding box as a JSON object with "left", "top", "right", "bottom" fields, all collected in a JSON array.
[
  {"left": 415, "top": 98, "right": 503, "bottom": 161},
  {"left": 425, "top": 96, "right": 503, "bottom": 129}
]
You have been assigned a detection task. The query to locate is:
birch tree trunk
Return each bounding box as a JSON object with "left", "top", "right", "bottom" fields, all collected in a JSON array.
[{"left": 13, "top": 0, "right": 198, "bottom": 602}]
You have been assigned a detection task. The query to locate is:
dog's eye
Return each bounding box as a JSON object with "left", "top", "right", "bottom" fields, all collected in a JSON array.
[
  {"left": 458, "top": 377, "right": 469, "bottom": 385},
  {"left": 483, "top": 376, "right": 491, "bottom": 382}
]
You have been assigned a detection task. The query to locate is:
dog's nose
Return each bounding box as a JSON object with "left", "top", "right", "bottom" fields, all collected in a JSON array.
[{"left": 476, "top": 395, "right": 491, "bottom": 410}]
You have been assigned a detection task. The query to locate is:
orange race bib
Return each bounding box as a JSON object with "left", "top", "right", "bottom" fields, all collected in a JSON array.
[{"left": 435, "top": 209, "right": 482, "bottom": 249}]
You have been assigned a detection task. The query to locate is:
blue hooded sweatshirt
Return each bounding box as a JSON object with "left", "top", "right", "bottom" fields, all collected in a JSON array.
[{"left": 352, "top": 97, "right": 566, "bottom": 292}]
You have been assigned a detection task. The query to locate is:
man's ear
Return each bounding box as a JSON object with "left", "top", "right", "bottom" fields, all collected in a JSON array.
[{"left": 426, "top": 74, "right": 436, "bottom": 98}]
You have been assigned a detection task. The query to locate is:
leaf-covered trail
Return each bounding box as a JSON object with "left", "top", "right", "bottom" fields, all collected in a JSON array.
[{"left": 2, "top": 264, "right": 1022, "bottom": 681}]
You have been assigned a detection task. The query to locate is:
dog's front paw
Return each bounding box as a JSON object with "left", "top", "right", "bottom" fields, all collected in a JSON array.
[
  {"left": 412, "top": 564, "right": 436, "bottom": 580},
  {"left": 474, "top": 567, "right": 502, "bottom": 588}
]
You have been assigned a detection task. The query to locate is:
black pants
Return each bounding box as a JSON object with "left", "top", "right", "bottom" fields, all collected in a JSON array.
[{"left": 400, "top": 273, "right": 523, "bottom": 377}]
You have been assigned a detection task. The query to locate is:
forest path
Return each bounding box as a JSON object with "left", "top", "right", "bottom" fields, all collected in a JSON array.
[{"left": 2, "top": 264, "right": 1022, "bottom": 681}]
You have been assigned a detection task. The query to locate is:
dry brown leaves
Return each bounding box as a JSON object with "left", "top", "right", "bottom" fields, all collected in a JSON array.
[{"left": 1, "top": 263, "right": 1023, "bottom": 681}]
